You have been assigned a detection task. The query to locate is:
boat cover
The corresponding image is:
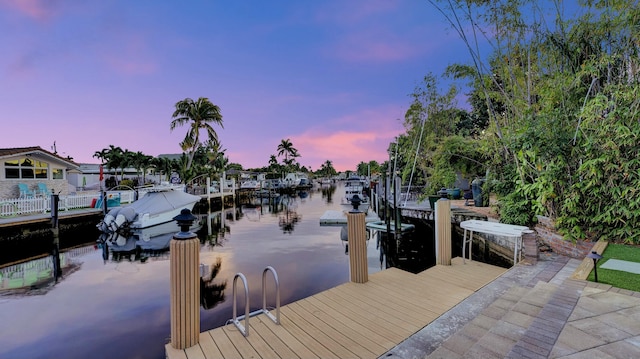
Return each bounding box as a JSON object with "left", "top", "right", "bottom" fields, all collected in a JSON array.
[{"left": 129, "top": 190, "right": 201, "bottom": 216}]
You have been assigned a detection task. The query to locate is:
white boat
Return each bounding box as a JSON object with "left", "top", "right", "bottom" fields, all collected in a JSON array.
[
  {"left": 240, "top": 180, "right": 261, "bottom": 190},
  {"left": 283, "top": 172, "right": 309, "bottom": 188},
  {"left": 341, "top": 176, "right": 370, "bottom": 212},
  {"left": 97, "top": 186, "right": 201, "bottom": 234}
]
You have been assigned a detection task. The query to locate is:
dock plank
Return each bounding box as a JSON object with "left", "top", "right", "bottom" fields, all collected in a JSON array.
[
  {"left": 328, "top": 283, "right": 438, "bottom": 327},
  {"left": 311, "top": 290, "right": 409, "bottom": 342},
  {"left": 167, "top": 257, "right": 508, "bottom": 359},
  {"left": 198, "top": 332, "right": 223, "bottom": 359},
  {"left": 254, "top": 315, "right": 320, "bottom": 359},
  {"left": 317, "top": 287, "right": 416, "bottom": 334},
  {"left": 207, "top": 327, "right": 242, "bottom": 359},
  {"left": 281, "top": 306, "right": 356, "bottom": 359},
  {"left": 221, "top": 325, "right": 262, "bottom": 359},
  {"left": 301, "top": 295, "right": 393, "bottom": 351},
  {"left": 249, "top": 316, "right": 298, "bottom": 359},
  {"left": 287, "top": 301, "right": 376, "bottom": 358},
  {"left": 184, "top": 344, "right": 206, "bottom": 359}
]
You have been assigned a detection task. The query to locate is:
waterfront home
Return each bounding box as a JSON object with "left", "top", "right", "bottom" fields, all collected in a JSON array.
[{"left": 0, "top": 146, "right": 80, "bottom": 199}]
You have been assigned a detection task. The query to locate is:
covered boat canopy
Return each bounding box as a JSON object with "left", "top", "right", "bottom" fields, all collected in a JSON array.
[{"left": 129, "top": 190, "right": 201, "bottom": 217}]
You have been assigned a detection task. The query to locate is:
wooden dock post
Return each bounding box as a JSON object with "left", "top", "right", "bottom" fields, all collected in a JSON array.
[
  {"left": 435, "top": 198, "right": 452, "bottom": 265},
  {"left": 347, "top": 206, "right": 368, "bottom": 283},
  {"left": 170, "top": 209, "right": 200, "bottom": 349}
]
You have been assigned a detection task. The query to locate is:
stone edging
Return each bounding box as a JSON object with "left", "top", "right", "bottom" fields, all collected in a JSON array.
[{"left": 569, "top": 239, "right": 608, "bottom": 280}]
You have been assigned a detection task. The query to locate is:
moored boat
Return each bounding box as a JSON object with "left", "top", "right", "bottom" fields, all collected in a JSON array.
[
  {"left": 341, "top": 176, "right": 370, "bottom": 212},
  {"left": 97, "top": 186, "right": 201, "bottom": 234}
]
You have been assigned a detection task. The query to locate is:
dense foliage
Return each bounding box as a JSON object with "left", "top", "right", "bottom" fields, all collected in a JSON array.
[{"left": 396, "top": 0, "right": 640, "bottom": 244}]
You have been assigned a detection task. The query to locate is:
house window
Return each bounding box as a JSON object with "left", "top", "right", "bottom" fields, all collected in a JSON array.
[
  {"left": 52, "top": 168, "right": 64, "bottom": 179},
  {"left": 5, "top": 159, "right": 19, "bottom": 179},
  {"left": 4, "top": 157, "right": 48, "bottom": 179}
]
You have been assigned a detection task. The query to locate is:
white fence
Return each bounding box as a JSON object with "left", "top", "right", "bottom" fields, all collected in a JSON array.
[{"left": 0, "top": 191, "right": 138, "bottom": 218}]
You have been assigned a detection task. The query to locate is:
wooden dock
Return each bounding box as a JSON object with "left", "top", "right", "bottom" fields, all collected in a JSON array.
[{"left": 165, "top": 257, "right": 507, "bottom": 359}]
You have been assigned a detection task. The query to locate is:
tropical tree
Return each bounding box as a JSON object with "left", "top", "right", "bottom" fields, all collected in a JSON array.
[
  {"left": 267, "top": 154, "right": 281, "bottom": 173},
  {"left": 104, "top": 145, "right": 124, "bottom": 184},
  {"left": 131, "top": 151, "right": 154, "bottom": 185},
  {"left": 276, "top": 139, "right": 300, "bottom": 170},
  {"left": 153, "top": 156, "right": 176, "bottom": 182},
  {"left": 320, "top": 160, "right": 336, "bottom": 177},
  {"left": 170, "top": 97, "right": 223, "bottom": 170},
  {"left": 93, "top": 149, "right": 109, "bottom": 165},
  {"left": 421, "top": 0, "right": 640, "bottom": 244}
]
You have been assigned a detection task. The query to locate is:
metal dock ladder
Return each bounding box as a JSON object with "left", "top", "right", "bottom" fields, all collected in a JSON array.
[{"left": 230, "top": 266, "right": 280, "bottom": 337}]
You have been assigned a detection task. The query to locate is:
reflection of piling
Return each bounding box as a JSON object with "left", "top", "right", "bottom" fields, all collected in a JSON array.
[
  {"left": 435, "top": 198, "right": 452, "bottom": 265},
  {"left": 347, "top": 210, "right": 368, "bottom": 283},
  {"left": 170, "top": 210, "right": 200, "bottom": 349},
  {"left": 51, "top": 194, "right": 62, "bottom": 279}
]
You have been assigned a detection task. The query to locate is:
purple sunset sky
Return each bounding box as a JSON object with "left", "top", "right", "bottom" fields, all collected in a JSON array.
[{"left": 1, "top": 0, "right": 477, "bottom": 171}]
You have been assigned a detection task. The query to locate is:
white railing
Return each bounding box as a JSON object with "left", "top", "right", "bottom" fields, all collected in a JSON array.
[
  {"left": 0, "top": 186, "right": 188, "bottom": 218},
  {"left": 0, "top": 197, "right": 49, "bottom": 216},
  {"left": 60, "top": 193, "right": 101, "bottom": 211},
  {"left": 0, "top": 193, "right": 108, "bottom": 217}
]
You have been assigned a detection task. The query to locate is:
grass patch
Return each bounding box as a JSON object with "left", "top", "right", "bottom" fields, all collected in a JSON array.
[{"left": 588, "top": 243, "right": 640, "bottom": 291}]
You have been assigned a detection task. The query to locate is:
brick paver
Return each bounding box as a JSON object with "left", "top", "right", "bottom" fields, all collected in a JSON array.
[{"left": 387, "top": 253, "right": 640, "bottom": 359}]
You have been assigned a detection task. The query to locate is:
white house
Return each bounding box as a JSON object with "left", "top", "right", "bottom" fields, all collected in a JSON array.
[{"left": 0, "top": 146, "right": 80, "bottom": 198}]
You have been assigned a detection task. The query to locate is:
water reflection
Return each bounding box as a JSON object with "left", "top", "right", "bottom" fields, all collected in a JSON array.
[
  {"left": 236, "top": 194, "right": 304, "bottom": 234},
  {"left": 99, "top": 220, "right": 229, "bottom": 311},
  {"left": 99, "top": 221, "right": 200, "bottom": 263},
  {"left": 0, "top": 246, "right": 89, "bottom": 293},
  {"left": 1, "top": 182, "right": 432, "bottom": 359},
  {"left": 320, "top": 184, "right": 337, "bottom": 204},
  {"left": 200, "top": 257, "right": 227, "bottom": 310}
]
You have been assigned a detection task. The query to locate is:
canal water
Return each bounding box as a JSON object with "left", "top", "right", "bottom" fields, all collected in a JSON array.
[{"left": 0, "top": 183, "right": 435, "bottom": 359}]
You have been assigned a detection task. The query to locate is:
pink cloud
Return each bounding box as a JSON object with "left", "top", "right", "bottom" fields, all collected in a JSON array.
[
  {"left": 0, "top": 0, "right": 59, "bottom": 21},
  {"left": 289, "top": 105, "right": 405, "bottom": 171},
  {"left": 292, "top": 130, "right": 398, "bottom": 172}
]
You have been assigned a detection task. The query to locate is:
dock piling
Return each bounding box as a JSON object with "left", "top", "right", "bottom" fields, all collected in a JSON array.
[
  {"left": 435, "top": 198, "right": 452, "bottom": 265},
  {"left": 347, "top": 208, "right": 368, "bottom": 283},
  {"left": 170, "top": 209, "right": 200, "bottom": 349}
]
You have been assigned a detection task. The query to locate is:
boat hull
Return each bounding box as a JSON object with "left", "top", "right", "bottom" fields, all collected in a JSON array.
[{"left": 98, "top": 188, "right": 201, "bottom": 234}]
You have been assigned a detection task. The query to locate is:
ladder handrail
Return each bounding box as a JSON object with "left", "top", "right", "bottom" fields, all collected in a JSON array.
[
  {"left": 262, "top": 266, "right": 280, "bottom": 324},
  {"left": 232, "top": 273, "right": 250, "bottom": 337},
  {"left": 229, "top": 266, "right": 281, "bottom": 337}
]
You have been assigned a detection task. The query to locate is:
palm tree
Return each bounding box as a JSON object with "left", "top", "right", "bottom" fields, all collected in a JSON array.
[
  {"left": 93, "top": 149, "right": 109, "bottom": 165},
  {"left": 277, "top": 139, "right": 299, "bottom": 170},
  {"left": 131, "top": 151, "right": 153, "bottom": 185},
  {"left": 320, "top": 160, "right": 335, "bottom": 177},
  {"left": 103, "top": 145, "right": 124, "bottom": 184},
  {"left": 153, "top": 156, "right": 176, "bottom": 181},
  {"left": 268, "top": 155, "right": 278, "bottom": 171},
  {"left": 170, "top": 97, "right": 223, "bottom": 170}
]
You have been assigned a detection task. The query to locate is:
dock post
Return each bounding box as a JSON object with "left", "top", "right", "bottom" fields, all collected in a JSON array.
[
  {"left": 435, "top": 197, "right": 452, "bottom": 265},
  {"left": 170, "top": 209, "right": 200, "bottom": 349},
  {"left": 347, "top": 197, "right": 368, "bottom": 283}
]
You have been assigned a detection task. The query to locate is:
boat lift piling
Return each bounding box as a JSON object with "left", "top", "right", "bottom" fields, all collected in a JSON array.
[
  {"left": 169, "top": 209, "right": 200, "bottom": 349},
  {"left": 435, "top": 190, "right": 452, "bottom": 266},
  {"left": 346, "top": 196, "right": 368, "bottom": 283}
]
